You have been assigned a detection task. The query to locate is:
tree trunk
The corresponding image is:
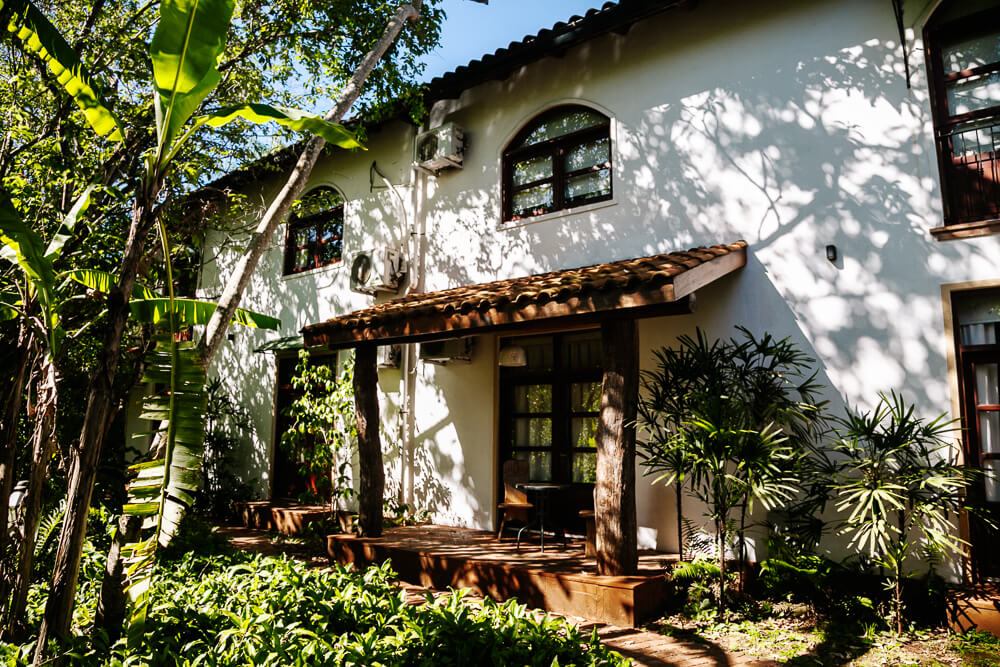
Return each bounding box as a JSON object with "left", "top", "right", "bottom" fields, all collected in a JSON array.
[
  {"left": 676, "top": 481, "right": 684, "bottom": 562},
  {"left": 353, "top": 344, "right": 384, "bottom": 537},
  {"left": 200, "top": 1, "right": 422, "bottom": 368},
  {"left": 90, "top": 4, "right": 425, "bottom": 646},
  {"left": 594, "top": 318, "right": 638, "bottom": 576},
  {"left": 718, "top": 517, "right": 727, "bottom": 618},
  {"left": 34, "top": 199, "right": 156, "bottom": 663},
  {"left": 7, "top": 357, "right": 58, "bottom": 640},
  {"left": 738, "top": 500, "right": 747, "bottom": 594},
  {"left": 94, "top": 513, "right": 142, "bottom": 645},
  {"left": 0, "top": 323, "right": 33, "bottom": 608}
]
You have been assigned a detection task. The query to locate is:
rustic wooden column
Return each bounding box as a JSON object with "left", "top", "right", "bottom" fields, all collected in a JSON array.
[
  {"left": 353, "top": 343, "right": 384, "bottom": 537},
  {"left": 594, "top": 318, "right": 639, "bottom": 576}
]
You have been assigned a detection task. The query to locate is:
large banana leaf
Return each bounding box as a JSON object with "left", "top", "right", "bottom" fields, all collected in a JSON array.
[
  {"left": 0, "top": 191, "right": 59, "bottom": 336},
  {"left": 0, "top": 192, "right": 55, "bottom": 288},
  {"left": 0, "top": 0, "right": 123, "bottom": 140},
  {"left": 130, "top": 297, "right": 280, "bottom": 329},
  {"left": 150, "top": 0, "right": 235, "bottom": 152},
  {"left": 122, "top": 334, "right": 207, "bottom": 645},
  {"left": 196, "top": 104, "right": 363, "bottom": 149},
  {"left": 44, "top": 185, "right": 94, "bottom": 260},
  {"left": 62, "top": 268, "right": 158, "bottom": 300},
  {"left": 63, "top": 270, "right": 279, "bottom": 328}
]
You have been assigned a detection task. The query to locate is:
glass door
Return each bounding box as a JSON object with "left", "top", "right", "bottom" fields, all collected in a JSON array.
[
  {"left": 961, "top": 350, "right": 1000, "bottom": 580},
  {"left": 499, "top": 331, "right": 602, "bottom": 533},
  {"left": 954, "top": 289, "right": 1000, "bottom": 580}
]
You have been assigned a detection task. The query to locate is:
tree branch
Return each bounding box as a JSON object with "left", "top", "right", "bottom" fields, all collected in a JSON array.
[{"left": 201, "top": 1, "right": 422, "bottom": 367}]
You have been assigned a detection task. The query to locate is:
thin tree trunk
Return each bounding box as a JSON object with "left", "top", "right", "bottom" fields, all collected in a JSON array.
[
  {"left": 7, "top": 357, "right": 58, "bottom": 640},
  {"left": 200, "top": 1, "right": 422, "bottom": 368},
  {"left": 353, "top": 344, "right": 384, "bottom": 537},
  {"left": 34, "top": 199, "right": 156, "bottom": 663},
  {"left": 594, "top": 319, "right": 639, "bottom": 577},
  {"left": 93, "top": 513, "right": 142, "bottom": 645},
  {"left": 0, "top": 323, "right": 33, "bottom": 607},
  {"left": 676, "top": 481, "right": 684, "bottom": 562},
  {"left": 90, "top": 3, "right": 426, "bottom": 644},
  {"left": 738, "top": 500, "right": 747, "bottom": 595},
  {"left": 717, "top": 517, "right": 727, "bottom": 619}
]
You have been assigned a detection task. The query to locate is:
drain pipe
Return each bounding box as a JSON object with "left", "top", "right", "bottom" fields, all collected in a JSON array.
[
  {"left": 402, "top": 128, "right": 428, "bottom": 510},
  {"left": 370, "top": 160, "right": 418, "bottom": 508}
]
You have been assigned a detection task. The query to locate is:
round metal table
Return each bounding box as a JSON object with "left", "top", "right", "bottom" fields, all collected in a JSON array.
[{"left": 515, "top": 482, "right": 570, "bottom": 552}]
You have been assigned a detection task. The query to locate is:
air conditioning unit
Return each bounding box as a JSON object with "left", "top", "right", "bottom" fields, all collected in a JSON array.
[
  {"left": 377, "top": 344, "right": 402, "bottom": 369},
  {"left": 349, "top": 248, "right": 408, "bottom": 296},
  {"left": 419, "top": 337, "right": 475, "bottom": 365},
  {"left": 414, "top": 123, "right": 465, "bottom": 173}
]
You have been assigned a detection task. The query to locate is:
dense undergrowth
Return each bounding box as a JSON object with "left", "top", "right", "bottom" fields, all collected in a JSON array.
[{"left": 1, "top": 520, "right": 627, "bottom": 666}]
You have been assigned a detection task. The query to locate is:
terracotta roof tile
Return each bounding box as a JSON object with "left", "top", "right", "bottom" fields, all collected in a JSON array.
[{"left": 302, "top": 242, "right": 747, "bottom": 348}]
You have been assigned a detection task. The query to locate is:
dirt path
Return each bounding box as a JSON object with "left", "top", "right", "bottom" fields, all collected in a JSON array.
[{"left": 219, "top": 526, "right": 775, "bottom": 667}]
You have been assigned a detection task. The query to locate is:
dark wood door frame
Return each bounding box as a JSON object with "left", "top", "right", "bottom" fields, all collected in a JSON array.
[{"left": 958, "top": 346, "right": 1000, "bottom": 581}]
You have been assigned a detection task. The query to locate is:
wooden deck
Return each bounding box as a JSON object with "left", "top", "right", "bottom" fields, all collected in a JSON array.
[{"left": 328, "top": 524, "right": 675, "bottom": 628}]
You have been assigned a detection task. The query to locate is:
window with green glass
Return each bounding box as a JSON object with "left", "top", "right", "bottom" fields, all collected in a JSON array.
[
  {"left": 503, "top": 106, "right": 612, "bottom": 221},
  {"left": 501, "top": 331, "right": 602, "bottom": 484}
]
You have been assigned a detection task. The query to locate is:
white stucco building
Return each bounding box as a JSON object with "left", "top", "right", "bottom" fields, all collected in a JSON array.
[{"left": 198, "top": 0, "right": 1000, "bottom": 581}]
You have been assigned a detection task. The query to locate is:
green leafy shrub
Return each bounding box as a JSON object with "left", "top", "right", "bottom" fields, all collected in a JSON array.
[
  {"left": 282, "top": 349, "right": 357, "bottom": 507},
  {"left": 6, "top": 546, "right": 627, "bottom": 666}
]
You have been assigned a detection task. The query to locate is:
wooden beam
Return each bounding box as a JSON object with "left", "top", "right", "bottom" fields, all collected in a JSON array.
[
  {"left": 671, "top": 246, "right": 746, "bottom": 300},
  {"left": 304, "top": 292, "right": 696, "bottom": 350},
  {"left": 594, "top": 319, "right": 638, "bottom": 576},
  {"left": 353, "top": 344, "right": 384, "bottom": 537}
]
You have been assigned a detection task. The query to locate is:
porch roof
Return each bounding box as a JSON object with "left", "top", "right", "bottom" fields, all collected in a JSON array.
[{"left": 301, "top": 241, "right": 747, "bottom": 349}]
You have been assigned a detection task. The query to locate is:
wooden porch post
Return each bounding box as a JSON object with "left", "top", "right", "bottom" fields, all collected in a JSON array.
[
  {"left": 353, "top": 343, "right": 384, "bottom": 537},
  {"left": 594, "top": 318, "right": 639, "bottom": 576}
]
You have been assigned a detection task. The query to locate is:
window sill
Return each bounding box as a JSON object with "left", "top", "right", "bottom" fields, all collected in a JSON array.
[
  {"left": 498, "top": 198, "right": 618, "bottom": 231},
  {"left": 930, "top": 218, "right": 1000, "bottom": 241},
  {"left": 281, "top": 261, "right": 344, "bottom": 282}
]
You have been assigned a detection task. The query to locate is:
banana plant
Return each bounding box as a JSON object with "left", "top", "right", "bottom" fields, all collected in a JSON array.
[
  {"left": 0, "top": 186, "right": 94, "bottom": 632},
  {"left": 3, "top": 0, "right": 364, "bottom": 650}
]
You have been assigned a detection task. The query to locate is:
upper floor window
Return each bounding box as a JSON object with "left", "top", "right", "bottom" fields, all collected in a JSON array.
[
  {"left": 502, "top": 106, "right": 612, "bottom": 221},
  {"left": 927, "top": 7, "right": 1000, "bottom": 232},
  {"left": 283, "top": 186, "right": 343, "bottom": 275}
]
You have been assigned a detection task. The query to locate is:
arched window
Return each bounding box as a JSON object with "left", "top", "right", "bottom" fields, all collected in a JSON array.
[
  {"left": 502, "top": 105, "right": 612, "bottom": 221},
  {"left": 283, "top": 186, "right": 344, "bottom": 275},
  {"left": 926, "top": 4, "right": 1000, "bottom": 234}
]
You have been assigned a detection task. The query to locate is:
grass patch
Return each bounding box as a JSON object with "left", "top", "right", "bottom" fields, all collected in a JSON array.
[{"left": 649, "top": 604, "right": 999, "bottom": 666}]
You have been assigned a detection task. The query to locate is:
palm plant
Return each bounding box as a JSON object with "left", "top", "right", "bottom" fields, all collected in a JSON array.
[
  {"left": 833, "top": 392, "right": 975, "bottom": 634},
  {"left": 637, "top": 328, "right": 825, "bottom": 613}
]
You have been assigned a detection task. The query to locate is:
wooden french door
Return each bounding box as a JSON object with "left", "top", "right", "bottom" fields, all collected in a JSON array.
[
  {"left": 498, "top": 331, "right": 602, "bottom": 533},
  {"left": 959, "top": 348, "right": 1000, "bottom": 580}
]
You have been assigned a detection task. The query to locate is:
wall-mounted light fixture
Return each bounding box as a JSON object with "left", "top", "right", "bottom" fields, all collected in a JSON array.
[
  {"left": 825, "top": 244, "right": 837, "bottom": 263},
  {"left": 498, "top": 344, "right": 527, "bottom": 367}
]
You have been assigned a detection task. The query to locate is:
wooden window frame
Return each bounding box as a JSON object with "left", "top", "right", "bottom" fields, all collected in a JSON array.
[
  {"left": 282, "top": 189, "right": 344, "bottom": 275},
  {"left": 925, "top": 7, "right": 1000, "bottom": 237},
  {"left": 499, "top": 332, "right": 602, "bottom": 484},
  {"left": 502, "top": 106, "right": 612, "bottom": 222}
]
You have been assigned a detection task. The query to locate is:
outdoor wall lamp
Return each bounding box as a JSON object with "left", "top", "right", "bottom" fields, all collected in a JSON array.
[
  {"left": 498, "top": 345, "right": 527, "bottom": 367},
  {"left": 826, "top": 244, "right": 837, "bottom": 262}
]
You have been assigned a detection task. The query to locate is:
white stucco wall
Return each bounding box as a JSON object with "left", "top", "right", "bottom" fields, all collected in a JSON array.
[{"left": 199, "top": 0, "right": 999, "bottom": 556}]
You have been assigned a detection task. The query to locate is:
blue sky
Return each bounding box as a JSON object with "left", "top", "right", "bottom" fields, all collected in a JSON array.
[{"left": 420, "top": 0, "right": 604, "bottom": 81}]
